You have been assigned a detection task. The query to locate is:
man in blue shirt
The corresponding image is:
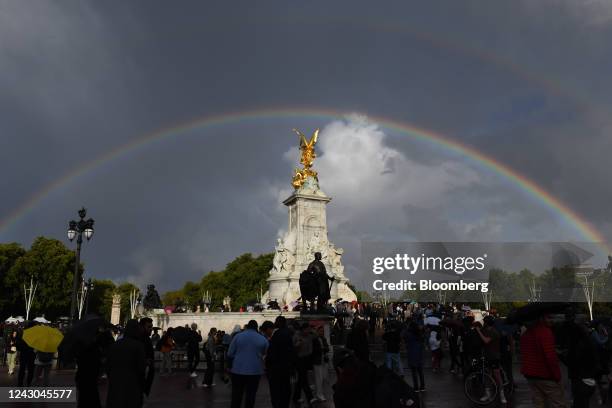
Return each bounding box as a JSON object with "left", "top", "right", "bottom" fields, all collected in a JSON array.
[{"left": 228, "top": 320, "right": 269, "bottom": 408}]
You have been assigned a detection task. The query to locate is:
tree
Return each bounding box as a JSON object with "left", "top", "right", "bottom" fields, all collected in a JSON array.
[
  {"left": 203, "top": 253, "right": 273, "bottom": 310},
  {"left": 162, "top": 290, "right": 184, "bottom": 309},
  {"left": 0, "top": 243, "right": 26, "bottom": 316},
  {"left": 115, "top": 282, "right": 140, "bottom": 323},
  {"left": 88, "top": 279, "right": 116, "bottom": 320},
  {"left": 182, "top": 281, "right": 201, "bottom": 311},
  {"left": 160, "top": 253, "right": 274, "bottom": 311},
  {"left": 5, "top": 237, "right": 80, "bottom": 320},
  {"left": 355, "top": 290, "right": 372, "bottom": 302}
]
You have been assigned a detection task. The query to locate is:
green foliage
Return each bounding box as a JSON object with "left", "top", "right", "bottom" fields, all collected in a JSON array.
[
  {"left": 355, "top": 290, "right": 372, "bottom": 302},
  {"left": 4, "top": 237, "right": 80, "bottom": 319},
  {"left": 162, "top": 290, "right": 184, "bottom": 308},
  {"left": 161, "top": 252, "right": 273, "bottom": 311},
  {"left": 0, "top": 242, "right": 26, "bottom": 314},
  {"left": 88, "top": 279, "right": 116, "bottom": 320},
  {"left": 182, "top": 281, "right": 201, "bottom": 311}
]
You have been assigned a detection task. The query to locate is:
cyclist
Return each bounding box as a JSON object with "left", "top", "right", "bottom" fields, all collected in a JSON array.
[{"left": 475, "top": 315, "right": 506, "bottom": 404}]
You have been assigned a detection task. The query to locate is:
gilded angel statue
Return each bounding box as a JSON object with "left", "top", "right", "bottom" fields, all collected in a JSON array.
[{"left": 291, "top": 128, "right": 320, "bottom": 189}]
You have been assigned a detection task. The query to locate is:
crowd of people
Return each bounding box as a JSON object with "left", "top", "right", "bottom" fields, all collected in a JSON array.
[{"left": 2, "top": 301, "right": 612, "bottom": 408}]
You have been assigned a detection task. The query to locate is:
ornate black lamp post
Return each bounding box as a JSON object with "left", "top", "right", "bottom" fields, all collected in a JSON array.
[{"left": 67, "top": 207, "right": 95, "bottom": 323}]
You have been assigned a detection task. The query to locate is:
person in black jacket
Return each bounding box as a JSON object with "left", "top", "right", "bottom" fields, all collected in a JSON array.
[
  {"left": 16, "top": 325, "right": 35, "bottom": 387},
  {"left": 106, "top": 319, "right": 146, "bottom": 408},
  {"left": 138, "top": 317, "right": 155, "bottom": 396},
  {"left": 265, "top": 316, "right": 295, "bottom": 408},
  {"left": 558, "top": 318, "right": 598, "bottom": 408},
  {"left": 186, "top": 323, "right": 202, "bottom": 378},
  {"left": 346, "top": 319, "right": 370, "bottom": 362}
]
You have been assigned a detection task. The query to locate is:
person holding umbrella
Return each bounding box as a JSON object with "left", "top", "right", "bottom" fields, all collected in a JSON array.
[
  {"left": 32, "top": 349, "right": 54, "bottom": 386},
  {"left": 21, "top": 322, "right": 64, "bottom": 387},
  {"left": 17, "top": 325, "right": 35, "bottom": 386}
]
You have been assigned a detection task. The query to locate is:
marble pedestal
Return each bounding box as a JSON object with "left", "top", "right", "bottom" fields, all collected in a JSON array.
[{"left": 265, "top": 176, "right": 356, "bottom": 305}]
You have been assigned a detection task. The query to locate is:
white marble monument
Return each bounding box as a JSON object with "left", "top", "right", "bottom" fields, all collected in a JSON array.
[
  {"left": 110, "top": 294, "right": 121, "bottom": 325},
  {"left": 264, "top": 129, "right": 356, "bottom": 305}
]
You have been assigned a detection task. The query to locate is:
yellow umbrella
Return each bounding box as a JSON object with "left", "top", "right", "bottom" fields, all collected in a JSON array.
[{"left": 22, "top": 325, "right": 64, "bottom": 353}]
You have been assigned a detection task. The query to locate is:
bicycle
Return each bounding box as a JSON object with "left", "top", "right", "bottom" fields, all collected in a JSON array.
[{"left": 464, "top": 356, "right": 513, "bottom": 405}]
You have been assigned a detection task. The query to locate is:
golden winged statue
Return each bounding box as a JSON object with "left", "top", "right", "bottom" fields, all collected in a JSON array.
[{"left": 291, "top": 128, "right": 320, "bottom": 189}]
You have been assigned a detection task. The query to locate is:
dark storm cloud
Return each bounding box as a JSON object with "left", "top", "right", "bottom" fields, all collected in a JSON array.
[{"left": 1, "top": 1, "right": 611, "bottom": 292}]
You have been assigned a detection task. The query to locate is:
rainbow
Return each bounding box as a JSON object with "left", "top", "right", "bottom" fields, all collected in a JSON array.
[{"left": 0, "top": 107, "right": 607, "bottom": 251}]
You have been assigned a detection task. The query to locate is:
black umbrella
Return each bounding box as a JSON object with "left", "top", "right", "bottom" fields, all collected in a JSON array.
[
  {"left": 59, "top": 317, "right": 113, "bottom": 360},
  {"left": 505, "top": 302, "right": 570, "bottom": 325},
  {"left": 171, "top": 326, "right": 189, "bottom": 346}
]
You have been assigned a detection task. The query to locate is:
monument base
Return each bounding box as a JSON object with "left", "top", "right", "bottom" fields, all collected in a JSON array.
[
  {"left": 151, "top": 311, "right": 301, "bottom": 334},
  {"left": 295, "top": 314, "right": 335, "bottom": 356}
]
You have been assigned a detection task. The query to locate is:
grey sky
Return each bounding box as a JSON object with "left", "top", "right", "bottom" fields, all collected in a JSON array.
[{"left": 1, "top": 1, "right": 611, "bottom": 292}]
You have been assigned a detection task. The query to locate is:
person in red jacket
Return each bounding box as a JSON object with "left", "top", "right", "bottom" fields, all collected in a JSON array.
[{"left": 520, "top": 314, "right": 568, "bottom": 408}]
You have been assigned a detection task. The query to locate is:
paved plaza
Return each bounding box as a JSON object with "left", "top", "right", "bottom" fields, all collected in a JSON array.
[{"left": 0, "top": 356, "right": 537, "bottom": 408}]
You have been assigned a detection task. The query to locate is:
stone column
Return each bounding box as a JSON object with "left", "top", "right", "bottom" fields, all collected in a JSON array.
[{"left": 110, "top": 294, "right": 121, "bottom": 325}]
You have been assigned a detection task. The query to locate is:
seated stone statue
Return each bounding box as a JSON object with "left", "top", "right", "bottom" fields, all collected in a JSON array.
[{"left": 143, "top": 284, "right": 162, "bottom": 310}]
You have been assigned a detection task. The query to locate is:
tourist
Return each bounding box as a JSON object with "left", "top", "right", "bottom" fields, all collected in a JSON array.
[
  {"left": 150, "top": 328, "right": 160, "bottom": 349},
  {"left": 138, "top": 317, "right": 155, "bottom": 396},
  {"left": 559, "top": 320, "right": 597, "bottom": 408},
  {"left": 446, "top": 320, "right": 462, "bottom": 374},
  {"left": 106, "top": 319, "right": 146, "bottom": 408},
  {"left": 266, "top": 316, "right": 295, "bottom": 408},
  {"left": 402, "top": 321, "right": 425, "bottom": 392},
  {"left": 227, "top": 320, "right": 268, "bottom": 408},
  {"left": 186, "top": 323, "right": 202, "bottom": 378},
  {"left": 260, "top": 321, "right": 274, "bottom": 340},
  {"left": 75, "top": 328, "right": 110, "bottom": 408},
  {"left": 590, "top": 321, "right": 610, "bottom": 404},
  {"left": 498, "top": 321, "right": 516, "bottom": 388},
  {"left": 475, "top": 315, "right": 506, "bottom": 404},
  {"left": 520, "top": 315, "right": 568, "bottom": 408},
  {"left": 346, "top": 319, "right": 370, "bottom": 362},
  {"left": 6, "top": 331, "right": 17, "bottom": 375},
  {"left": 293, "top": 322, "right": 315, "bottom": 405},
  {"left": 461, "top": 316, "right": 480, "bottom": 375},
  {"left": 382, "top": 321, "right": 402, "bottom": 376},
  {"left": 312, "top": 325, "right": 330, "bottom": 401},
  {"left": 17, "top": 327, "right": 35, "bottom": 386},
  {"left": 428, "top": 328, "right": 442, "bottom": 373},
  {"left": 220, "top": 330, "right": 232, "bottom": 383},
  {"left": 158, "top": 328, "right": 175, "bottom": 375},
  {"left": 332, "top": 347, "right": 376, "bottom": 408},
  {"left": 32, "top": 349, "right": 53, "bottom": 386},
  {"left": 202, "top": 327, "right": 217, "bottom": 387}
]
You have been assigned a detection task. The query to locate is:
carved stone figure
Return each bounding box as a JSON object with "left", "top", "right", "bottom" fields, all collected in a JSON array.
[
  {"left": 142, "top": 284, "right": 162, "bottom": 310},
  {"left": 302, "top": 252, "right": 335, "bottom": 313}
]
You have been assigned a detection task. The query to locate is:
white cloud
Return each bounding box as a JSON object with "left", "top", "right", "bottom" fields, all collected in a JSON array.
[{"left": 283, "top": 114, "right": 482, "bottom": 237}]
